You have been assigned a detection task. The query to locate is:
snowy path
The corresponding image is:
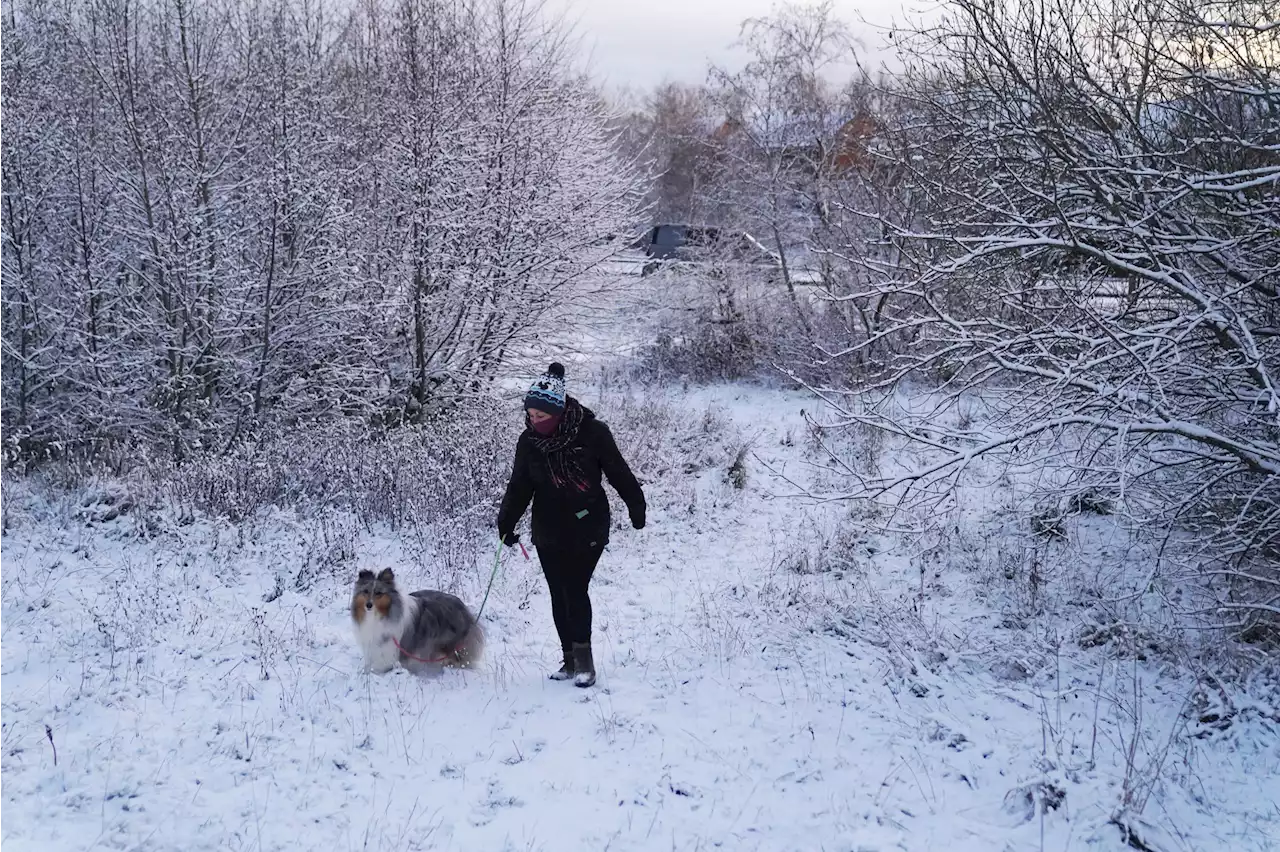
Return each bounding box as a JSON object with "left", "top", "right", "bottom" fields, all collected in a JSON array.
[{"left": 2, "top": 385, "right": 1276, "bottom": 852}]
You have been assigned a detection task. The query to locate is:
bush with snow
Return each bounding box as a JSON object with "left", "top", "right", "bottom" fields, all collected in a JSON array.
[
  {"left": 793, "top": 0, "right": 1280, "bottom": 647},
  {"left": 1, "top": 0, "right": 643, "bottom": 459}
]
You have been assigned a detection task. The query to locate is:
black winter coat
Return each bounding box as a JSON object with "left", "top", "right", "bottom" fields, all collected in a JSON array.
[{"left": 496, "top": 406, "right": 645, "bottom": 549}]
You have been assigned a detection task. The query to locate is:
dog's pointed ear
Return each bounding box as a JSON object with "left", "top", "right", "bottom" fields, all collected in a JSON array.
[
  {"left": 357, "top": 569, "right": 374, "bottom": 581},
  {"left": 376, "top": 568, "right": 395, "bottom": 583}
]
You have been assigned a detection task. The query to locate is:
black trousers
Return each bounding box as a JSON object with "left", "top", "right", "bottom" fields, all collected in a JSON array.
[{"left": 537, "top": 540, "right": 604, "bottom": 646}]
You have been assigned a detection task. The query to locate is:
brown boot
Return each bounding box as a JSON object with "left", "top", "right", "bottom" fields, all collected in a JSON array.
[
  {"left": 571, "top": 642, "right": 596, "bottom": 688},
  {"left": 549, "top": 645, "right": 575, "bottom": 681}
]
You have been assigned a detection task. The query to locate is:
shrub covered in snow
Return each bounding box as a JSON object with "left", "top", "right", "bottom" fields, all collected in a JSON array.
[
  {"left": 632, "top": 273, "right": 866, "bottom": 389},
  {"left": 163, "top": 402, "right": 513, "bottom": 530}
]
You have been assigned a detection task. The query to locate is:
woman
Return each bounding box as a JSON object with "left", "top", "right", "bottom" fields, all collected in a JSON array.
[{"left": 496, "top": 362, "right": 646, "bottom": 687}]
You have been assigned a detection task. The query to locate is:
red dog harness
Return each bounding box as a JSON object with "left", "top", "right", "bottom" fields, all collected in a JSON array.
[{"left": 391, "top": 636, "right": 456, "bottom": 664}]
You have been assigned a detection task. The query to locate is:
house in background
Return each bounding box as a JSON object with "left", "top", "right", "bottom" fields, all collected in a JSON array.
[
  {"left": 633, "top": 108, "right": 884, "bottom": 290},
  {"left": 637, "top": 223, "right": 825, "bottom": 289},
  {"left": 710, "top": 111, "right": 881, "bottom": 175},
  {"left": 638, "top": 224, "right": 779, "bottom": 276}
]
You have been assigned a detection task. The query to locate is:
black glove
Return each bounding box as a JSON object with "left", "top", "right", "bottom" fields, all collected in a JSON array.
[
  {"left": 630, "top": 511, "right": 646, "bottom": 531},
  {"left": 501, "top": 531, "right": 520, "bottom": 547}
]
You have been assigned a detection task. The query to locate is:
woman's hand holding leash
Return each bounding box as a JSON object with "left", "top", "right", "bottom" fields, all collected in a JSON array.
[{"left": 500, "top": 530, "right": 531, "bottom": 560}]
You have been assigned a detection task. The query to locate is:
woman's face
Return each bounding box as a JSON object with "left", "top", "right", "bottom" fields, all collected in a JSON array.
[{"left": 527, "top": 408, "right": 555, "bottom": 426}]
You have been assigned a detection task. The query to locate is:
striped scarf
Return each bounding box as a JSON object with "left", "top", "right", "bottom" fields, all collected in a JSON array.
[{"left": 528, "top": 396, "right": 589, "bottom": 491}]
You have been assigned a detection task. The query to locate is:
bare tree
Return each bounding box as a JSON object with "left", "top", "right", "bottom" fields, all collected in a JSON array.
[
  {"left": 705, "top": 0, "right": 857, "bottom": 330},
  {"left": 645, "top": 83, "right": 721, "bottom": 222},
  {"left": 811, "top": 0, "right": 1280, "bottom": 633}
]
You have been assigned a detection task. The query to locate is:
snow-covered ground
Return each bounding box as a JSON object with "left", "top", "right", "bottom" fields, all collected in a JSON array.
[{"left": 3, "top": 377, "right": 1278, "bottom": 851}]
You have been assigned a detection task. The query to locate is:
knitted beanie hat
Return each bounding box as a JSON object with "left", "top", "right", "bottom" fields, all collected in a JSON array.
[{"left": 524, "top": 362, "right": 566, "bottom": 415}]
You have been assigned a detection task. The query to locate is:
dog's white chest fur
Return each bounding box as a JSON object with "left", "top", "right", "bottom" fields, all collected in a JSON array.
[{"left": 354, "top": 598, "right": 417, "bottom": 674}]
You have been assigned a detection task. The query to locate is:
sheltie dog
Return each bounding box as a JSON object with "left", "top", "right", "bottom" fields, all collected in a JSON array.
[{"left": 350, "top": 568, "right": 485, "bottom": 674}]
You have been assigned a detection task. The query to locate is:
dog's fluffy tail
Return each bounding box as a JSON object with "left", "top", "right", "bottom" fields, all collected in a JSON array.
[{"left": 453, "top": 617, "right": 486, "bottom": 668}]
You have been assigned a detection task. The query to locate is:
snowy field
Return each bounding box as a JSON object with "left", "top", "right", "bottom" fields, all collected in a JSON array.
[{"left": 3, "top": 378, "right": 1279, "bottom": 852}]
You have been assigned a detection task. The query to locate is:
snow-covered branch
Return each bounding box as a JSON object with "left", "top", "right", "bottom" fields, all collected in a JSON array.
[{"left": 801, "top": 0, "right": 1280, "bottom": 632}]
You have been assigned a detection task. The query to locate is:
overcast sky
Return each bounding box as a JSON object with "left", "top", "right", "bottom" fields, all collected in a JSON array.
[{"left": 545, "top": 0, "right": 938, "bottom": 93}]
